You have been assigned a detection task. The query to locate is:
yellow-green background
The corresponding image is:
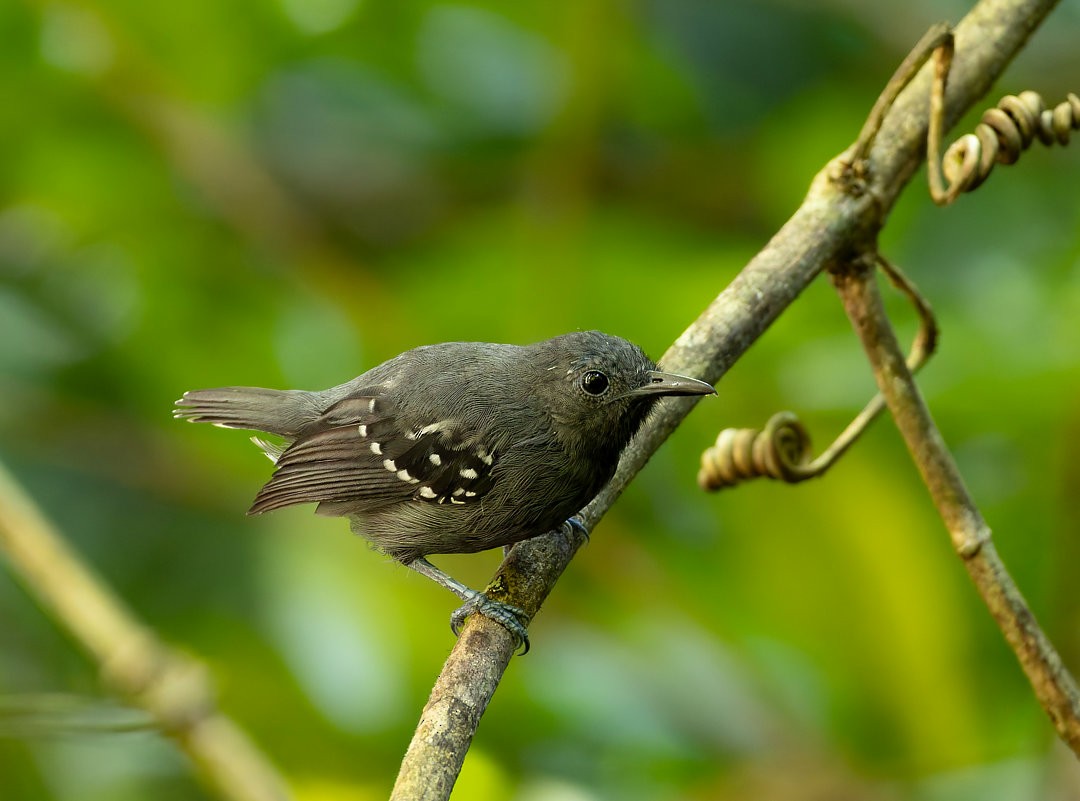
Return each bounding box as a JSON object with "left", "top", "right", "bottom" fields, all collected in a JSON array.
[{"left": 2, "top": 1, "right": 1080, "bottom": 799}]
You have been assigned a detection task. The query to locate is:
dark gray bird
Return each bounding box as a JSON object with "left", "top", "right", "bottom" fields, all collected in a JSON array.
[{"left": 174, "top": 330, "right": 714, "bottom": 650}]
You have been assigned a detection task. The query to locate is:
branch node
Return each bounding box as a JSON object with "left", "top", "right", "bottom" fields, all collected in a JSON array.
[{"left": 957, "top": 532, "right": 986, "bottom": 560}]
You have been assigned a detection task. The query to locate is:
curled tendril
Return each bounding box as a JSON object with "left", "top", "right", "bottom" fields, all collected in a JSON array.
[
  {"left": 932, "top": 91, "right": 1080, "bottom": 204},
  {"left": 698, "top": 412, "right": 815, "bottom": 491},
  {"left": 698, "top": 254, "right": 936, "bottom": 493}
]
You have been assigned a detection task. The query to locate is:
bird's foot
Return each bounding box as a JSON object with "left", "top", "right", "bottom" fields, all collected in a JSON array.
[
  {"left": 451, "top": 592, "right": 531, "bottom": 654},
  {"left": 562, "top": 516, "right": 589, "bottom": 543}
]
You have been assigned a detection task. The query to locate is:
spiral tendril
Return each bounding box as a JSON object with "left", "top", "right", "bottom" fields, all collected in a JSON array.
[
  {"left": 933, "top": 91, "right": 1080, "bottom": 204},
  {"left": 698, "top": 412, "right": 814, "bottom": 491}
]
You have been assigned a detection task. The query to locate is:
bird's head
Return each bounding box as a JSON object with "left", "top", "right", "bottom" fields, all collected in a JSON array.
[{"left": 530, "top": 331, "right": 715, "bottom": 458}]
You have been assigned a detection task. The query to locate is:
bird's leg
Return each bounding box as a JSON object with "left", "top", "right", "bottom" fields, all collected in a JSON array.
[{"left": 406, "top": 557, "right": 531, "bottom": 654}]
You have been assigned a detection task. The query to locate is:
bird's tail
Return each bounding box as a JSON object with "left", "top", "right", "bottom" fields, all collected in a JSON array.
[{"left": 173, "top": 386, "right": 317, "bottom": 437}]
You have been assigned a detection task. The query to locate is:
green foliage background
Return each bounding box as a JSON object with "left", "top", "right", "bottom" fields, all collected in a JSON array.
[{"left": 2, "top": 1, "right": 1080, "bottom": 799}]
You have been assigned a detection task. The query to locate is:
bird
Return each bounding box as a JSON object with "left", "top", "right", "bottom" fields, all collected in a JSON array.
[{"left": 174, "top": 330, "right": 715, "bottom": 651}]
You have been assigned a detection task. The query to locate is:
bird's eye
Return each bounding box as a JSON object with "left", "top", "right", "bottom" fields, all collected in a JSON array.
[{"left": 580, "top": 370, "right": 610, "bottom": 396}]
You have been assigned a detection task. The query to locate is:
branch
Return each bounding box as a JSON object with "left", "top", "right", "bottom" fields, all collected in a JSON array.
[
  {"left": 393, "top": 0, "right": 1063, "bottom": 795},
  {"left": 831, "top": 259, "right": 1080, "bottom": 754},
  {"left": 0, "top": 460, "right": 292, "bottom": 801}
]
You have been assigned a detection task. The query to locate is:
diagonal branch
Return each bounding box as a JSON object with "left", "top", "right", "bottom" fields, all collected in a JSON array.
[
  {"left": 392, "top": 0, "right": 1064, "bottom": 796},
  {"left": 831, "top": 258, "right": 1080, "bottom": 754},
  {"left": 0, "top": 460, "right": 292, "bottom": 801}
]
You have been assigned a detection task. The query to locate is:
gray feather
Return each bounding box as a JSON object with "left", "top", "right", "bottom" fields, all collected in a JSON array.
[{"left": 174, "top": 387, "right": 320, "bottom": 437}]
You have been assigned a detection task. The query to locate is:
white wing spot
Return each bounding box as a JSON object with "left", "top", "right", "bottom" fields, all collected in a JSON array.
[
  {"left": 383, "top": 459, "right": 397, "bottom": 472},
  {"left": 429, "top": 453, "right": 442, "bottom": 467},
  {"left": 358, "top": 424, "right": 368, "bottom": 437},
  {"left": 479, "top": 450, "right": 494, "bottom": 466},
  {"left": 370, "top": 442, "right": 382, "bottom": 455},
  {"left": 397, "top": 469, "right": 418, "bottom": 484},
  {"left": 418, "top": 486, "right": 437, "bottom": 499},
  {"left": 464, "top": 491, "right": 477, "bottom": 498},
  {"left": 452, "top": 488, "right": 465, "bottom": 497},
  {"left": 460, "top": 467, "right": 479, "bottom": 480},
  {"left": 367, "top": 398, "right": 376, "bottom": 413},
  {"left": 450, "top": 497, "right": 466, "bottom": 505}
]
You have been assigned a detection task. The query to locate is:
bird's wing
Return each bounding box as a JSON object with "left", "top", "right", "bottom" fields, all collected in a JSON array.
[{"left": 248, "top": 392, "right": 499, "bottom": 515}]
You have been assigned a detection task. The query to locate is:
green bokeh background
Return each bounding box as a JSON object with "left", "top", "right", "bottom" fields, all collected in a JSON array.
[{"left": 2, "top": 1, "right": 1080, "bottom": 799}]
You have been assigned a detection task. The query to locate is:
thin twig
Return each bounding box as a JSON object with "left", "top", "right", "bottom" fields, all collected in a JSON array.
[
  {"left": 831, "top": 260, "right": 1080, "bottom": 755},
  {"left": 851, "top": 23, "right": 953, "bottom": 166},
  {"left": 927, "top": 37, "right": 959, "bottom": 203},
  {"left": 0, "top": 693, "right": 155, "bottom": 736},
  {"left": 0, "top": 460, "right": 292, "bottom": 801},
  {"left": 392, "top": 0, "right": 1064, "bottom": 795}
]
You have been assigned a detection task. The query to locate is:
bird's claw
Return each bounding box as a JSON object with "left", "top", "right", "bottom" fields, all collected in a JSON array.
[
  {"left": 562, "top": 516, "right": 589, "bottom": 543},
  {"left": 450, "top": 593, "right": 531, "bottom": 654}
]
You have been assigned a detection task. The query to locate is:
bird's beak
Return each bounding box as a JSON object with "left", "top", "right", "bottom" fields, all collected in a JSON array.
[{"left": 632, "top": 370, "right": 716, "bottom": 398}]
